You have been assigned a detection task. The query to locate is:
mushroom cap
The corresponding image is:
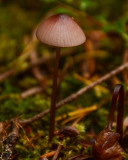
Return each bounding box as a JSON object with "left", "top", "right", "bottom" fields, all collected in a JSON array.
[
  {"left": 36, "top": 14, "right": 86, "bottom": 47},
  {"left": 58, "top": 126, "right": 79, "bottom": 137}
]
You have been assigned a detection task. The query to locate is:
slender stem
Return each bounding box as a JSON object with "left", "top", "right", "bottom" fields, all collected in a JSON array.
[
  {"left": 107, "top": 84, "right": 124, "bottom": 140},
  {"left": 49, "top": 47, "right": 61, "bottom": 142}
]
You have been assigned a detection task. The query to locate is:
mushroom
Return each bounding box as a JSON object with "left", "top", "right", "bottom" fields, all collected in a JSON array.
[
  {"left": 92, "top": 84, "right": 124, "bottom": 160},
  {"left": 107, "top": 84, "right": 124, "bottom": 140},
  {"left": 36, "top": 13, "right": 86, "bottom": 141},
  {"left": 57, "top": 126, "right": 79, "bottom": 138}
]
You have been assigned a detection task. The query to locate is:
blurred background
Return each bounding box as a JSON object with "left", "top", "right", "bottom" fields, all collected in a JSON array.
[
  {"left": 0, "top": 0, "right": 128, "bottom": 159},
  {"left": 0, "top": 0, "right": 128, "bottom": 63}
]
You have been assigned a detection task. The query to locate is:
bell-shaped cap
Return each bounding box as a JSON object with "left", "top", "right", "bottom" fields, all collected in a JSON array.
[{"left": 36, "top": 14, "right": 86, "bottom": 47}]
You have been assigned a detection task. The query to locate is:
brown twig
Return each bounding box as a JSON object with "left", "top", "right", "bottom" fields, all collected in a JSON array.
[
  {"left": 56, "top": 62, "right": 128, "bottom": 107},
  {"left": 0, "top": 86, "right": 46, "bottom": 101},
  {"left": 0, "top": 69, "right": 15, "bottom": 83},
  {"left": 52, "top": 143, "right": 62, "bottom": 160},
  {"left": 20, "top": 86, "right": 45, "bottom": 99},
  {"left": 20, "top": 62, "right": 128, "bottom": 125}
]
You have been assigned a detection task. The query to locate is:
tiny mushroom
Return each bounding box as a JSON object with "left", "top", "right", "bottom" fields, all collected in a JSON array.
[
  {"left": 92, "top": 84, "right": 124, "bottom": 160},
  {"left": 58, "top": 126, "right": 79, "bottom": 138},
  {"left": 36, "top": 13, "right": 86, "bottom": 141}
]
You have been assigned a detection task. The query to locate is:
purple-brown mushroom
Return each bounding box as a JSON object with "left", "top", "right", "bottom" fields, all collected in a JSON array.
[
  {"left": 36, "top": 13, "right": 86, "bottom": 141},
  {"left": 92, "top": 84, "right": 124, "bottom": 160}
]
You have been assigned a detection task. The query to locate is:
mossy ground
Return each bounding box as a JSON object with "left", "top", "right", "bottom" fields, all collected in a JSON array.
[{"left": 0, "top": 0, "right": 128, "bottom": 159}]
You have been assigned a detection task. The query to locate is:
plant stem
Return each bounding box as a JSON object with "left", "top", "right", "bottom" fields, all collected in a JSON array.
[
  {"left": 49, "top": 47, "right": 61, "bottom": 142},
  {"left": 107, "top": 84, "right": 124, "bottom": 140}
]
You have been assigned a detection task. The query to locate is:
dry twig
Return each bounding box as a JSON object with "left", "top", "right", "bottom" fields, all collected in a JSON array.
[
  {"left": 20, "top": 62, "right": 128, "bottom": 125},
  {"left": 52, "top": 144, "right": 62, "bottom": 160},
  {"left": 0, "top": 69, "right": 15, "bottom": 83},
  {"left": 20, "top": 86, "right": 44, "bottom": 99}
]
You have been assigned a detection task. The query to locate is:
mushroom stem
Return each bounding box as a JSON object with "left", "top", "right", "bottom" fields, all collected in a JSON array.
[
  {"left": 107, "top": 84, "right": 124, "bottom": 141},
  {"left": 49, "top": 47, "right": 61, "bottom": 142}
]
